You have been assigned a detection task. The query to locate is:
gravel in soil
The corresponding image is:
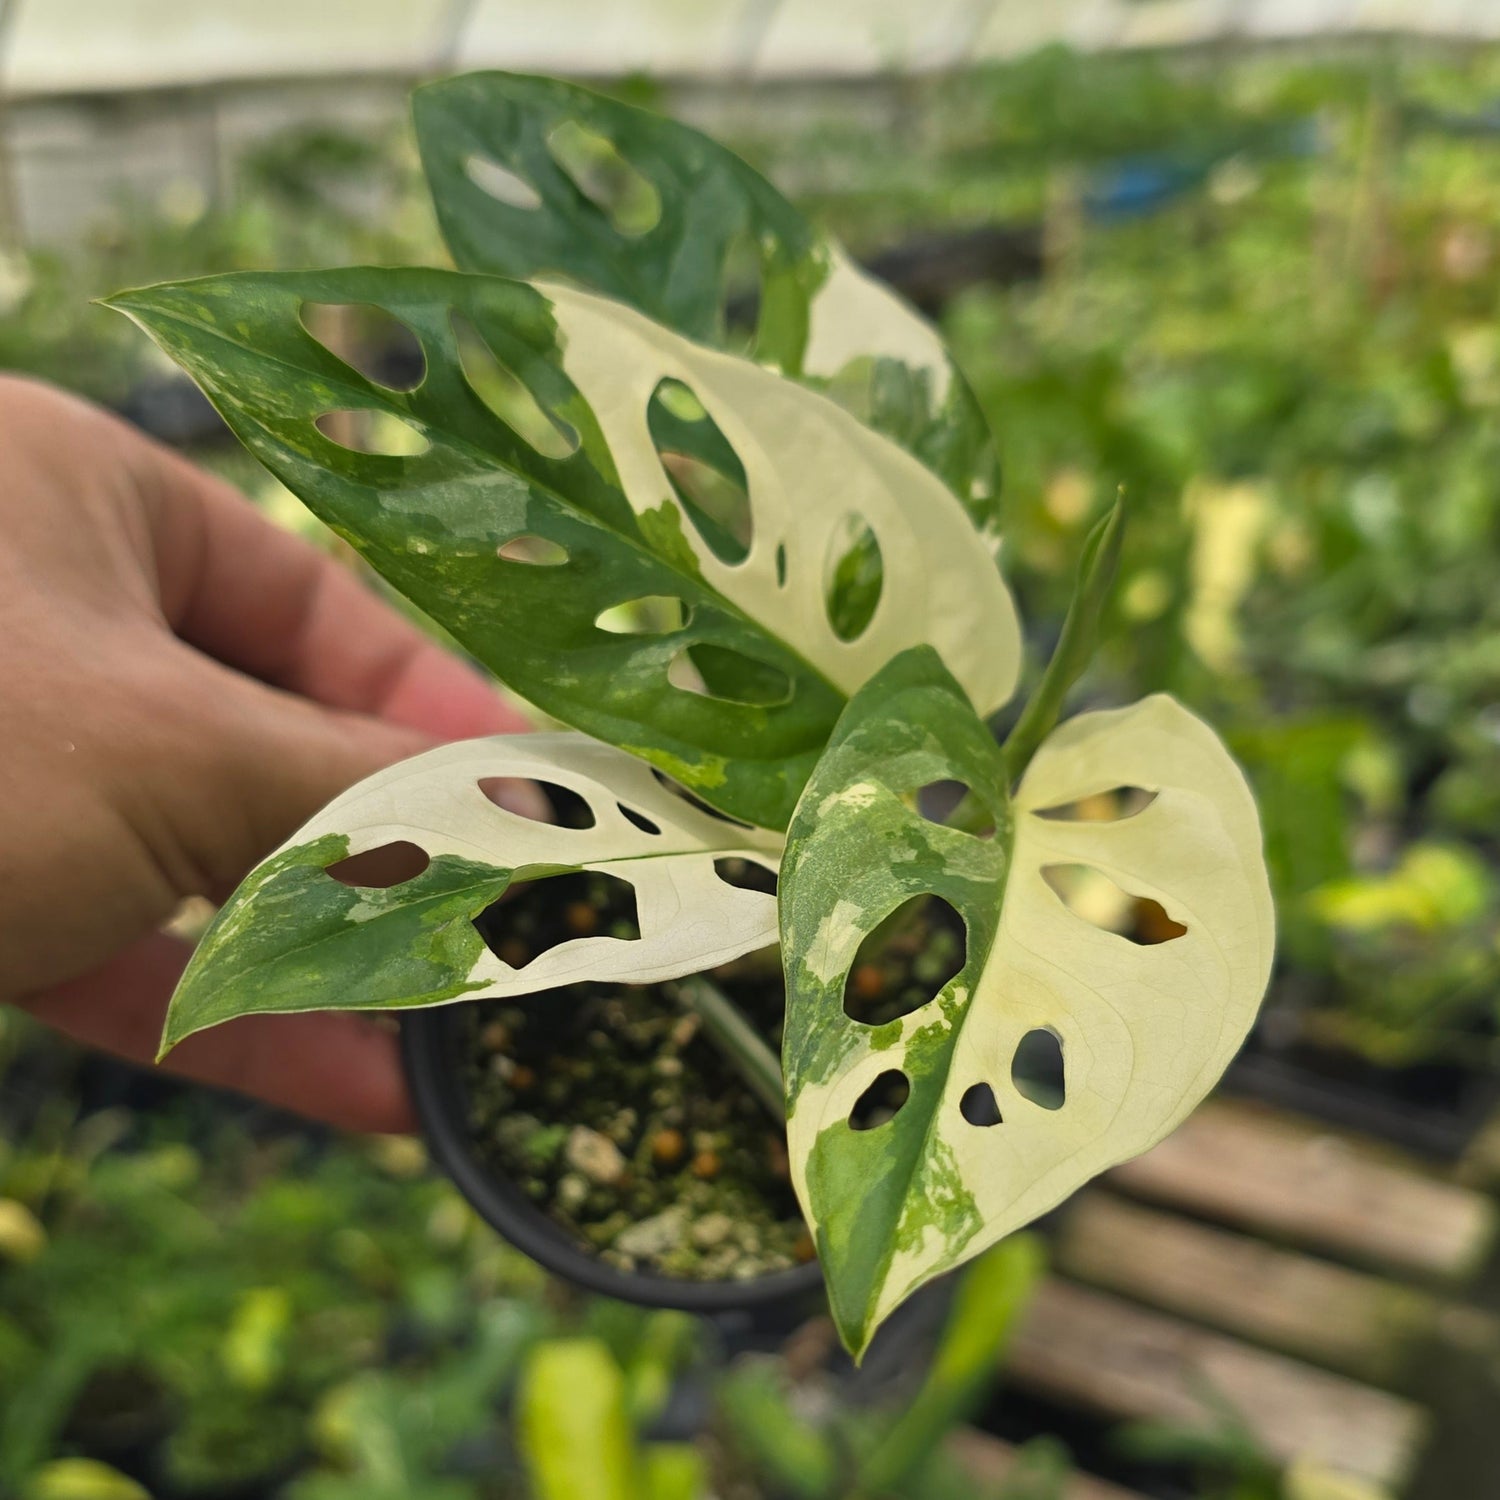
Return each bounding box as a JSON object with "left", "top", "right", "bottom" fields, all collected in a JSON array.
[{"left": 460, "top": 868, "right": 811, "bottom": 1282}]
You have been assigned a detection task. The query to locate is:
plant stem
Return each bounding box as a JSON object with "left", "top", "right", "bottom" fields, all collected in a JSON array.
[
  {"left": 667, "top": 974, "right": 787, "bottom": 1122},
  {"left": 674, "top": 505, "right": 1126, "bottom": 1122},
  {"left": 999, "top": 492, "right": 1126, "bottom": 786}
]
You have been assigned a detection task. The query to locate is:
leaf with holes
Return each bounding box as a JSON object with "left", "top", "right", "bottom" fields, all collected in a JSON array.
[
  {"left": 412, "top": 71, "right": 1003, "bottom": 542},
  {"left": 160, "top": 733, "right": 782, "bottom": 1053},
  {"left": 107, "top": 268, "right": 1018, "bottom": 831},
  {"left": 779, "top": 647, "right": 1274, "bottom": 1356}
]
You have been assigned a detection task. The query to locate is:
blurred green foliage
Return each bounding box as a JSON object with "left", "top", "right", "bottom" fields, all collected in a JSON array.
[
  {"left": 0, "top": 1011, "right": 706, "bottom": 1497},
  {"left": 0, "top": 1008, "right": 1048, "bottom": 1497},
  {"left": 515, "top": 1337, "right": 704, "bottom": 1500},
  {"left": 717, "top": 1236, "right": 1045, "bottom": 1500},
  {"left": 0, "top": 1023, "right": 526, "bottom": 1491}
]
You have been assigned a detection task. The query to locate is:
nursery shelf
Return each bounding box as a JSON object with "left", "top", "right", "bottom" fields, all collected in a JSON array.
[{"left": 988, "top": 1096, "right": 1500, "bottom": 1493}]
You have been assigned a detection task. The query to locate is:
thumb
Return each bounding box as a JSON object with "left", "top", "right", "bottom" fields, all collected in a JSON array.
[
  {"left": 211, "top": 667, "right": 551, "bottom": 850},
  {"left": 145, "top": 654, "right": 436, "bottom": 901}
]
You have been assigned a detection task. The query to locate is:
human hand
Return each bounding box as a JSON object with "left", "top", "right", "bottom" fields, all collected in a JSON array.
[{"left": 0, "top": 377, "right": 531, "bottom": 1131}]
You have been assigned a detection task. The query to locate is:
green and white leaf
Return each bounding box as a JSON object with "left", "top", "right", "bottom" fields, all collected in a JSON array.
[
  {"left": 161, "top": 733, "right": 782, "bottom": 1054},
  {"left": 413, "top": 71, "right": 1002, "bottom": 541},
  {"left": 545, "top": 284, "right": 1017, "bottom": 709},
  {"left": 109, "top": 268, "right": 1018, "bottom": 832},
  {"left": 779, "top": 648, "right": 1274, "bottom": 1356}
]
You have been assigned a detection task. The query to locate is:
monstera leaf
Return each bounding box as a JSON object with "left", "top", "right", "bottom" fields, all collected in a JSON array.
[
  {"left": 161, "top": 734, "right": 783, "bottom": 1053},
  {"left": 108, "top": 268, "right": 1018, "bottom": 831},
  {"left": 779, "top": 648, "right": 1274, "bottom": 1355},
  {"left": 413, "top": 71, "right": 1002, "bottom": 540}
]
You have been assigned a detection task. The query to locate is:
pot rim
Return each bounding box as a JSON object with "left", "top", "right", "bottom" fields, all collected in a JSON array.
[{"left": 400, "top": 1004, "right": 826, "bottom": 1312}]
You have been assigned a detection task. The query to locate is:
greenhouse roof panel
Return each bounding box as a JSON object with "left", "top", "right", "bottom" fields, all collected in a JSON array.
[
  {"left": 456, "top": 0, "right": 753, "bottom": 77},
  {"left": 6, "top": 0, "right": 1500, "bottom": 99},
  {"left": 747, "top": 0, "right": 1002, "bottom": 77},
  {"left": 3, "top": 0, "right": 457, "bottom": 95}
]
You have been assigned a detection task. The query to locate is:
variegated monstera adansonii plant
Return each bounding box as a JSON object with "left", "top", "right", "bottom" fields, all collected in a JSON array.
[{"left": 108, "top": 73, "right": 1274, "bottom": 1357}]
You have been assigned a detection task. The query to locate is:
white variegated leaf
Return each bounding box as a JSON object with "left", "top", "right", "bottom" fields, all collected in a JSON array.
[
  {"left": 545, "top": 282, "right": 1019, "bottom": 713},
  {"left": 161, "top": 733, "right": 782, "bottom": 1053},
  {"left": 779, "top": 648, "right": 1274, "bottom": 1356}
]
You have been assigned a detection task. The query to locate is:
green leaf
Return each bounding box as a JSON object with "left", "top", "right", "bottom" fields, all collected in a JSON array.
[
  {"left": 517, "top": 1339, "right": 639, "bottom": 1500},
  {"left": 639, "top": 1446, "right": 706, "bottom": 1500},
  {"left": 1000, "top": 492, "right": 1125, "bottom": 783},
  {"left": 162, "top": 734, "right": 782, "bottom": 1052},
  {"left": 1283, "top": 1460, "right": 1395, "bottom": 1500},
  {"left": 780, "top": 648, "right": 1274, "bottom": 1356},
  {"left": 414, "top": 72, "right": 816, "bottom": 359},
  {"left": 22, "top": 1462, "right": 151, "bottom": 1500},
  {"left": 716, "top": 1360, "right": 839, "bottom": 1500},
  {"left": 108, "top": 266, "right": 1018, "bottom": 831},
  {"left": 220, "top": 1287, "right": 290, "bottom": 1392},
  {"left": 857, "top": 1236, "right": 1044, "bottom": 1493},
  {"left": 1310, "top": 842, "right": 1492, "bottom": 934},
  {"left": 413, "top": 71, "right": 1004, "bottom": 540}
]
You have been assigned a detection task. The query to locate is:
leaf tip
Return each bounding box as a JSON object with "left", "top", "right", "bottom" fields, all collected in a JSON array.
[
  {"left": 824, "top": 1262, "right": 885, "bottom": 1364},
  {"left": 154, "top": 1023, "right": 180, "bottom": 1064},
  {"left": 98, "top": 287, "right": 160, "bottom": 330},
  {"left": 833, "top": 1310, "right": 877, "bottom": 1365},
  {"left": 155, "top": 1005, "right": 193, "bottom": 1063},
  {"left": 156, "top": 970, "right": 215, "bottom": 1062}
]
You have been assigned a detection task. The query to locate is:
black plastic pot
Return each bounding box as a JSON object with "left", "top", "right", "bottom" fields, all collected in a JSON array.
[{"left": 401, "top": 1004, "right": 826, "bottom": 1313}]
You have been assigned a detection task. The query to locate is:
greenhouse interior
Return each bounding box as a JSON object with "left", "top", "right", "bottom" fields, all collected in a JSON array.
[{"left": 3, "top": 3, "right": 1500, "bottom": 1498}]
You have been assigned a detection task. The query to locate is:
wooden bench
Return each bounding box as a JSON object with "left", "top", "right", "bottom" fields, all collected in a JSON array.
[{"left": 982, "top": 1098, "right": 1499, "bottom": 1495}]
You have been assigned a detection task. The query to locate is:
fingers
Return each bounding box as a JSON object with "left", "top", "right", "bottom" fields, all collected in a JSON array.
[
  {"left": 136, "top": 646, "right": 437, "bottom": 898},
  {"left": 24, "top": 932, "right": 416, "bottom": 1134},
  {"left": 112, "top": 631, "right": 550, "bottom": 912},
  {"left": 138, "top": 441, "right": 531, "bottom": 739}
]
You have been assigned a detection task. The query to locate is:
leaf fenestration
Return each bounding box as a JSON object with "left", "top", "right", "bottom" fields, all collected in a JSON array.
[
  {"left": 108, "top": 268, "right": 1019, "bottom": 831},
  {"left": 779, "top": 647, "right": 1274, "bottom": 1355},
  {"left": 161, "top": 733, "right": 783, "bottom": 1052},
  {"left": 412, "top": 71, "right": 1004, "bottom": 542}
]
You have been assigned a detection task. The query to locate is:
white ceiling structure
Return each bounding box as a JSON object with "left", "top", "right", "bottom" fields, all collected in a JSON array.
[
  {"left": 4, "top": 0, "right": 1498, "bottom": 247},
  {"left": 4, "top": 0, "right": 1500, "bottom": 97}
]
